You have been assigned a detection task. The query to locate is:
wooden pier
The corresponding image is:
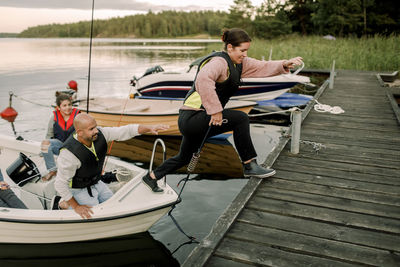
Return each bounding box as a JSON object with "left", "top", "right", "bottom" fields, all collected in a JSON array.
[{"left": 183, "top": 70, "right": 400, "bottom": 266}]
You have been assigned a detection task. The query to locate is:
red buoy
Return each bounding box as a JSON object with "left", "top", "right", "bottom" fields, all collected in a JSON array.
[
  {"left": 68, "top": 80, "right": 78, "bottom": 91},
  {"left": 1, "top": 106, "right": 18, "bottom": 122}
]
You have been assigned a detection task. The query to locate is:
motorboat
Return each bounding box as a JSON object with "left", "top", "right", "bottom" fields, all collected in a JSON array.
[
  {"left": 130, "top": 61, "right": 310, "bottom": 101},
  {"left": 78, "top": 97, "right": 257, "bottom": 136},
  {"left": 0, "top": 134, "right": 179, "bottom": 244}
]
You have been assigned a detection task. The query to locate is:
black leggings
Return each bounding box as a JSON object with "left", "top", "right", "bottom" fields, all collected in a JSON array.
[{"left": 153, "top": 109, "right": 257, "bottom": 179}]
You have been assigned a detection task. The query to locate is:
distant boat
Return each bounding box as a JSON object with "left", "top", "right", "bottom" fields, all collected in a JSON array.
[
  {"left": 78, "top": 97, "right": 257, "bottom": 136},
  {"left": 0, "top": 134, "right": 178, "bottom": 243},
  {"left": 130, "top": 60, "right": 310, "bottom": 101}
]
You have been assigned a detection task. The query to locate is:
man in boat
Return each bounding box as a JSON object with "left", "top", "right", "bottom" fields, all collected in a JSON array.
[
  {"left": 0, "top": 169, "right": 27, "bottom": 209},
  {"left": 54, "top": 113, "right": 168, "bottom": 219}
]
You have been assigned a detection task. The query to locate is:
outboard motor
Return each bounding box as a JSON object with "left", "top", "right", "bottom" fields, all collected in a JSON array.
[
  {"left": 6, "top": 153, "right": 40, "bottom": 186},
  {"left": 130, "top": 65, "right": 164, "bottom": 87}
]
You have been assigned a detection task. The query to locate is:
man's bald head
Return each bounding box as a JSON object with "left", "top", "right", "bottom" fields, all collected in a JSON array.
[
  {"left": 74, "top": 113, "right": 99, "bottom": 146},
  {"left": 73, "top": 113, "right": 96, "bottom": 131}
]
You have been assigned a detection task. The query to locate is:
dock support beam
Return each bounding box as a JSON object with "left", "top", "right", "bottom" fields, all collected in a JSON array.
[
  {"left": 290, "top": 109, "right": 302, "bottom": 154},
  {"left": 329, "top": 60, "right": 336, "bottom": 89}
]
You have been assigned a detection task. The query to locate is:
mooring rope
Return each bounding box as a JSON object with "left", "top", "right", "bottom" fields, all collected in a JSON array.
[
  {"left": 12, "top": 93, "right": 51, "bottom": 108},
  {"left": 168, "top": 125, "right": 213, "bottom": 245},
  {"left": 313, "top": 99, "right": 345, "bottom": 114}
]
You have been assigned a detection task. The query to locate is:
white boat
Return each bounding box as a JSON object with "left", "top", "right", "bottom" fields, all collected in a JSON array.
[
  {"left": 0, "top": 134, "right": 178, "bottom": 244},
  {"left": 131, "top": 62, "right": 310, "bottom": 101}
]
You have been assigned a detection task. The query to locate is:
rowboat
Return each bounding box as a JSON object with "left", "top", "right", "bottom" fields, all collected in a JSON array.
[
  {"left": 78, "top": 98, "right": 257, "bottom": 136},
  {"left": 0, "top": 134, "right": 178, "bottom": 244},
  {"left": 130, "top": 62, "right": 310, "bottom": 101},
  {"left": 110, "top": 135, "right": 244, "bottom": 178}
]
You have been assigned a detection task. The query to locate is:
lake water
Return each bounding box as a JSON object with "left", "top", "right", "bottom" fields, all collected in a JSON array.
[{"left": 0, "top": 38, "right": 285, "bottom": 265}]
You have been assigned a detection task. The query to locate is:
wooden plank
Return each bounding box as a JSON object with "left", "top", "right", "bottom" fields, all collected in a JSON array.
[
  {"left": 299, "top": 133, "right": 399, "bottom": 150},
  {"left": 206, "top": 257, "right": 254, "bottom": 267},
  {"left": 238, "top": 209, "right": 400, "bottom": 252},
  {"left": 305, "top": 112, "right": 398, "bottom": 126},
  {"left": 257, "top": 185, "right": 400, "bottom": 218},
  {"left": 275, "top": 155, "right": 399, "bottom": 178},
  {"left": 228, "top": 222, "right": 400, "bottom": 266},
  {"left": 272, "top": 169, "right": 400, "bottom": 196},
  {"left": 273, "top": 161, "right": 400, "bottom": 186},
  {"left": 385, "top": 86, "right": 400, "bottom": 125},
  {"left": 264, "top": 176, "right": 400, "bottom": 205},
  {"left": 281, "top": 150, "right": 400, "bottom": 170},
  {"left": 303, "top": 119, "right": 399, "bottom": 133},
  {"left": 300, "top": 127, "right": 400, "bottom": 143},
  {"left": 297, "top": 142, "right": 400, "bottom": 160},
  {"left": 247, "top": 197, "right": 400, "bottom": 234},
  {"left": 214, "top": 237, "right": 356, "bottom": 267}
]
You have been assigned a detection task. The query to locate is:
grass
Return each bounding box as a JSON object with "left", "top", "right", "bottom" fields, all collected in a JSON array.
[{"left": 206, "top": 34, "right": 400, "bottom": 71}]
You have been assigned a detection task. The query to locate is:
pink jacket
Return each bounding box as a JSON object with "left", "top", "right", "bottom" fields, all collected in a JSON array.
[{"left": 184, "top": 56, "right": 289, "bottom": 115}]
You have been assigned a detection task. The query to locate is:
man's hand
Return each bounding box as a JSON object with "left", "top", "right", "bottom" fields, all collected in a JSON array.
[
  {"left": 73, "top": 204, "right": 94, "bottom": 219},
  {"left": 67, "top": 197, "right": 93, "bottom": 219},
  {"left": 138, "top": 124, "right": 170, "bottom": 135}
]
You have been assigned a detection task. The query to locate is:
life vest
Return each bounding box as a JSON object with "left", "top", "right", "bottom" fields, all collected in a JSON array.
[
  {"left": 62, "top": 130, "right": 107, "bottom": 190},
  {"left": 53, "top": 108, "right": 79, "bottom": 142},
  {"left": 184, "top": 51, "right": 242, "bottom": 109}
]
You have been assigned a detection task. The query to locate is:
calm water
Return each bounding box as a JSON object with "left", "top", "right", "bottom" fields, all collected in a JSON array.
[{"left": 0, "top": 38, "right": 285, "bottom": 265}]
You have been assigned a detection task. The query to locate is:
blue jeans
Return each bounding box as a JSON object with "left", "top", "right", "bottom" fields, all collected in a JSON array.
[
  {"left": 43, "top": 139, "right": 63, "bottom": 172},
  {"left": 70, "top": 181, "right": 113, "bottom": 207}
]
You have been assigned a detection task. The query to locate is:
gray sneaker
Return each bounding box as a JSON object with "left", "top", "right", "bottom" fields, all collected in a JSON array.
[{"left": 243, "top": 160, "right": 276, "bottom": 178}]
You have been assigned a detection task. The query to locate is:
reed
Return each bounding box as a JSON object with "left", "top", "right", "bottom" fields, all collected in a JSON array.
[{"left": 207, "top": 35, "right": 400, "bottom": 71}]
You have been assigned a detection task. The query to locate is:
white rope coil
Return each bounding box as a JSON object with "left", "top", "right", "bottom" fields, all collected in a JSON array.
[{"left": 313, "top": 99, "right": 344, "bottom": 114}]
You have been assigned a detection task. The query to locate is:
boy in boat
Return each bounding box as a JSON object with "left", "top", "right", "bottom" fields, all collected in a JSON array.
[
  {"left": 41, "top": 93, "right": 80, "bottom": 181},
  {"left": 54, "top": 113, "right": 168, "bottom": 219}
]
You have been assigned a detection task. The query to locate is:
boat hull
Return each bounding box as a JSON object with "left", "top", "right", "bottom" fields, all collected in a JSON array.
[
  {"left": 0, "top": 206, "right": 171, "bottom": 244},
  {"left": 0, "top": 134, "right": 179, "bottom": 244},
  {"left": 79, "top": 98, "right": 256, "bottom": 136},
  {"left": 136, "top": 72, "right": 310, "bottom": 101}
]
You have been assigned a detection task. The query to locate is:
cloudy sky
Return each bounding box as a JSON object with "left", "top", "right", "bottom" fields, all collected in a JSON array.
[{"left": 0, "top": 0, "right": 264, "bottom": 33}]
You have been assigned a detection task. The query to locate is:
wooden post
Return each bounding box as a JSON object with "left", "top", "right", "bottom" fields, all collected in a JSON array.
[
  {"left": 329, "top": 60, "right": 336, "bottom": 89},
  {"left": 290, "top": 110, "right": 302, "bottom": 154}
]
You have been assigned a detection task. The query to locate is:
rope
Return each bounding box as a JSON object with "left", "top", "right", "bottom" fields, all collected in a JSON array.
[
  {"left": 10, "top": 186, "right": 52, "bottom": 201},
  {"left": 168, "top": 125, "right": 213, "bottom": 243},
  {"left": 313, "top": 99, "right": 345, "bottom": 114},
  {"left": 13, "top": 94, "right": 52, "bottom": 108}
]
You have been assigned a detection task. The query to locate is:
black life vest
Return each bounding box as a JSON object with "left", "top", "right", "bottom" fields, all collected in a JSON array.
[
  {"left": 53, "top": 108, "right": 79, "bottom": 142},
  {"left": 183, "top": 51, "right": 242, "bottom": 109},
  {"left": 62, "top": 130, "right": 107, "bottom": 189}
]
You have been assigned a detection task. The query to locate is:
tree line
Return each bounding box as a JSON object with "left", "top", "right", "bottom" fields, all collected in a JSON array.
[{"left": 18, "top": 0, "right": 399, "bottom": 38}]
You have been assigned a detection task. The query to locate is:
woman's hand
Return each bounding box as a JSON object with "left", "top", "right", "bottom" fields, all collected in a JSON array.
[
  {"left": 209, "top": 112, "right": 223, "bottom": 126},
  {"left": 283, "top": 57, "right": 303, "bottom": 69}
]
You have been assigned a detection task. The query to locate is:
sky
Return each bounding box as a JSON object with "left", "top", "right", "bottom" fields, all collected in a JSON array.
[{"left": 0, "top": 0, "right": 265, "bottom": 33}]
